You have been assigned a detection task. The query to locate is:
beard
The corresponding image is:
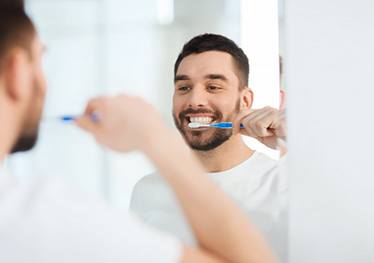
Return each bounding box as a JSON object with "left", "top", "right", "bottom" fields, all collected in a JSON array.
[
  {"left": 173, "top": 100, "right": 241, "bottom": 152},
  {"left": 11, "top": 77, "right": 44, "bottom": 154},
  {"left": 11, "top": 130, "right": 39, "bottom": 153}
]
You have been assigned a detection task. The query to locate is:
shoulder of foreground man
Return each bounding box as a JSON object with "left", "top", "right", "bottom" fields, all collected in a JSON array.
[
  {"left": 0, "top": 175, "right": 183, "bottom": 263},
  {"left": 130, "top": 171, "right": 171, "bottom": 209}
]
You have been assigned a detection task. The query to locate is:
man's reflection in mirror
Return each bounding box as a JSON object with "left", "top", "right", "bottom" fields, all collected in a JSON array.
[{"left": 131, "top": 34, "right": 287, "bottom": 260}]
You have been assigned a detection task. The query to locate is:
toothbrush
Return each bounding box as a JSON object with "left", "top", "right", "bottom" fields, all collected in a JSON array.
[
  {"left": 189, "top": 121, "right": 287, "bottom": 150},
  {"left": 188, "top": 122, "right": 245, "bottom": 129},
  {"left": 59, "top": 115, "right": 79, "bottom": 122},
  {"left": 44, "top": 112, "right": 100, "bottom": 123}
]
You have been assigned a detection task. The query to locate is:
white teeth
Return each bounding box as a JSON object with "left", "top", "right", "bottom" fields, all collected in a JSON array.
[
  {"left": 189, "top": 123, "right": 208, "bottom": 128},
  {"left": 189, "top": 117, "right": 213, "bottom": 124}
]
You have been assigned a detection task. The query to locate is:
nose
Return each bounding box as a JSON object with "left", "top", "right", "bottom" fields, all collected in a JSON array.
[{"left": 187, "top": 86, "right": 208, "bottom": 108}]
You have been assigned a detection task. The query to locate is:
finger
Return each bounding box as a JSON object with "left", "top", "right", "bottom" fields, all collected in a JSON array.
[
  {"left": 75, "top": 97, "right": 107, "bottom": 133},
  {"left": 270, "top": 113, "right": 287, "bottom": 138},
  {"left": 84, "top": 96, "right": 107, "bottom": 116},
  {"left": 259, "top": 110, "right": 288, "bottom": 138},
  {"left": 249, "top": 109, "right": 278, "bottom": 137},
  {"left": 240, "top": 108, "right": 274, "bottom": 136},
  {"left": 278, "top": 109, "right": 286, "bottom": 120},
  {"left": 240, "top": 107, "right": 275, "bottom": 127},
  {"left": 234, "top": 108, "right": 268, "bottom": 134},
  {"left": 233, "top": 109, "right": 251, "bottom": 134},
  {"left": 235, "top": 108, "right": 254, "bottom": 123},
  {"left": 240, "top": 108, "right": 265, "bottom": 123},
  {"left": 75, "top": 115, "right": 99, "bottom": 134},
  {"left": 239, "top": 123, "right": 259, "bottom": 138}
]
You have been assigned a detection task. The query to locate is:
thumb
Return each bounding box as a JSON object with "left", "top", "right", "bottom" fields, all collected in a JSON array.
[
  {"left": 75, "top": 114, "right": 100, "bottom": 135},
  {"left": 233, "top": 109, "right": 253, "bottom": 134}
]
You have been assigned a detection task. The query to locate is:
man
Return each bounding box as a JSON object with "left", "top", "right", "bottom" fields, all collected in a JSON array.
[
  {"left": 131, "top": 34, "right": 287, "bottom": 260},
  {"left": 0, "top": 5, "right": 276, "bottom": 263}
]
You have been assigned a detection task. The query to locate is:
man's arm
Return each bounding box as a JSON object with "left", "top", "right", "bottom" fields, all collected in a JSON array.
[
  {"left": 76, "top": 95, "right": 277, "bottom": 263},
  {"left": 181, "top": 246, "right": 225, "bottom": 263}
]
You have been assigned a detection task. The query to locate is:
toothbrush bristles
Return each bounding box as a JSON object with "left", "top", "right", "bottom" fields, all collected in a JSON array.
[{"left": 188, "top": 122, "right": 209, "bottom": 129}]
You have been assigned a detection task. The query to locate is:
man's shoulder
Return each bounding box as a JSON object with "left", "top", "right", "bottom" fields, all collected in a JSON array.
[
  {"left": 252, "top": 151, "right": 278, "bottom": 166},
  {"left": 0, "top": 176, "right": 182, "bottom": 262},
  {"left": 251, "top": 152, "right": 288, "bottom": 193},
  {"left": 130, "top": 172, "right": 174, "bottom": 210},
  {"left": 133, "top": 172, "right": 165, "bottom": 190},
  {"left": 255, "top": 152, "right": 287, "bottom": 177},
  {"left": 237, "top": 151, "right": 279, "bottom": 175},
  {"left": 226, "top": 151, "right": 287, "bottom": 193}
]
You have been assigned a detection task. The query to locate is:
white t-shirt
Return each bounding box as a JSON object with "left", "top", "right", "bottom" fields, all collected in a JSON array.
[
  {"left": 0, "top": 165, "right": 181, "bottom": 263},
  {"left": 131, "top": 151, "right": 288, "bottom": 261}
]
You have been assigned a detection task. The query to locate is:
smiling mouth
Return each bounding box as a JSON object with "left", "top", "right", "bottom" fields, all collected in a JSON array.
[{"left": 188, "top": 116, "right": 214, "bottom": 124}]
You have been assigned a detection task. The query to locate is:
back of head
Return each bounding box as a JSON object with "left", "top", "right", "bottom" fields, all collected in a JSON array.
[
  {"left": 0, "top": 1, "right": 42, "bottom": 154},
  {"left": 0, "top": 0, "right": 25, "bottom": 10},
  {"left": 0, "top": 0, "right": 36, "bottom": 72}
]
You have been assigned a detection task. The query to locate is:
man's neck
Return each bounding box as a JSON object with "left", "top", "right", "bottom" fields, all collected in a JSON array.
[{"left": 193, "top": 135, "right": 253, "bottom": 173}]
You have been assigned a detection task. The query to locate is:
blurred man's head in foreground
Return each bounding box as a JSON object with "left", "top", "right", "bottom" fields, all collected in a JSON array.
[{"left": 0, "top": 3, "right": 46, "bottom": 153}]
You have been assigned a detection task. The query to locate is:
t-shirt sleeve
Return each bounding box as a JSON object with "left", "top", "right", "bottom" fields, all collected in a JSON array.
[
  {"left": 130, "top": 175, "right": 150, "bottom": 219},
  {"left": 0, "top": 177, "right": 182, "bottom": 263}
]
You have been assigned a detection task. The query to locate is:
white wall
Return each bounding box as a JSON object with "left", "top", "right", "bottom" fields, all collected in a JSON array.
[
  {"left": 241, "top": 0, "right": 281, "bottom": 160},
  {"left": 284, "top": 0, "right": 374, "bottom": 262}
]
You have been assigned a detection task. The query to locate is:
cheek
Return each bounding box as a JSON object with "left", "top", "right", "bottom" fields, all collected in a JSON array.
[
  {"left": 172, "top": 96, "right": 184, "bottom": 114},
  {"left": 211, "top": 97, "right": 236, "bottom": 114},
  {"left": 29, "top": 74, "right": 46, "bottom": 120},
  {"left": 171, "top": 104, "right": 179, "bottom": 120}
]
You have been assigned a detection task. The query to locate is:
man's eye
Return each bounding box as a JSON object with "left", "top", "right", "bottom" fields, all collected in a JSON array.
[
  {"left": 178, "top": 86, "right": 190, "bottom": 92},
  {"left": 207, "top": 85, "right": 221, "bottom": 91}
]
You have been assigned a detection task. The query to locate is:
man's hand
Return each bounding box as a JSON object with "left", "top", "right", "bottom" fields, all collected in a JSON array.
[
  {"left": 235, "top": 106, "right": 287, "bottom": 151},
  {"left": 75, "top": 94, "right": 167, "bottom": 153}
]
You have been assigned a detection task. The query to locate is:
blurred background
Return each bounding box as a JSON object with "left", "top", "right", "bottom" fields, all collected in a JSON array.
[{"left": 7, "top": 0, "right": 281, "bottom": 208}]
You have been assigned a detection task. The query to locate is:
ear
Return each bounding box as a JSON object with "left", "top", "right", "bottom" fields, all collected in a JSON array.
[
  {"left": 279, "top": 89, "right": 286, "bottom": 110},
  {"left": 240, "top": 87, "right": 253, "bottom": 110},
  {"left": 3, "top": 49, "right": 32, "bottom": 103}
]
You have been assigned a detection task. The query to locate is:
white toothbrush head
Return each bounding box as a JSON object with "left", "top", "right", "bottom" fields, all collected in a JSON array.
[{"left": 188, "top": 122, "right": 210, "bottom": 129}]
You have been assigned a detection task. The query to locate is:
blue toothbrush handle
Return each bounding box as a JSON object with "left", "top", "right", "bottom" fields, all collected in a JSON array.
[
  {"left": 210, "top": 122, "right": 245, "bottom": 129},
  {"left": 60, "top": 112, "right": 100, "bottom": 123},
  {"left": 60, "top": 115, "right": 77, "bottom": 122}
]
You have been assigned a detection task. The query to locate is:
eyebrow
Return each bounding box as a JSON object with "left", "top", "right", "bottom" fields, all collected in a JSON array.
[
  {"left": 174, "top": 75, "right": 190, "bottom": 83},
  {"left": 204, "top": 74, "right": 228, "bottom": 82},
  {"left": 174, "top": 74, "right": 228, "bottom": 83}
]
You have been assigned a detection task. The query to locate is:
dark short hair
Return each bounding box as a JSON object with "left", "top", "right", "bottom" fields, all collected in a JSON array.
[
  {"left": 0, "top": 4, "right": 36, "bottom": 71},
  {"left": 174, "top": 33, "right": 249, "bottom": 88},
  {"left": 0, "top": 0, "right": 25, "bottom": 10}
]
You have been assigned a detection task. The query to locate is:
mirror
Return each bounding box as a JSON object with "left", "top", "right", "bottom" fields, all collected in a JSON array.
[{"left": 8, "top": 0, "right": 287, "bottom": 261}]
